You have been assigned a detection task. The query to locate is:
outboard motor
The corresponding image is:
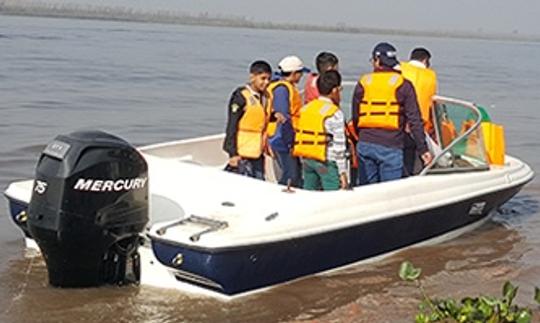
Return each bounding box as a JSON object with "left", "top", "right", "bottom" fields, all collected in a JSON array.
[{"left": 27, "top": 131, "right": 149, "bottom": 288}]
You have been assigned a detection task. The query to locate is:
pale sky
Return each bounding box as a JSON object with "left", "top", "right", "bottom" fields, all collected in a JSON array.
[{"left": 43, "top": 0, "right": 540, "bottom": 36}]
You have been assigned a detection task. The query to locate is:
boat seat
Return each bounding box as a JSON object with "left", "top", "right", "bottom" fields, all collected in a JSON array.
[{"left": 176, "top": 155, "right": 203, "bottom": 166}]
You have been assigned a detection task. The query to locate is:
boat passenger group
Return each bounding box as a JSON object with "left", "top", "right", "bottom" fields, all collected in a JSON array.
[{"left": 222, "top": 42, "right": 437, "bottom": 191}]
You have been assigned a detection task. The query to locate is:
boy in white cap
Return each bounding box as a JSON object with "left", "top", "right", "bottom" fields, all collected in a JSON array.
[{"left": 266, "top": 55, "right": 309, "bottom": 187}]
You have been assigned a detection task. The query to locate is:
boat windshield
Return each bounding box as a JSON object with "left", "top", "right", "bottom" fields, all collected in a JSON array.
[{"left": 421, "top": 96, "right": 489, "bottom": 175}]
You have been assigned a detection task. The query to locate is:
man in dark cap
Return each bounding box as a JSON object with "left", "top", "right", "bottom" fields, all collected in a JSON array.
[{"left": 351, "top": 42, "right": 432, "bottom": 185}]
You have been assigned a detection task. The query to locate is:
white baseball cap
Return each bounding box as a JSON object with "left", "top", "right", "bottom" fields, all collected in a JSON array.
[{"left": 278, "top": 56, "right": 310, "bottom": 73}]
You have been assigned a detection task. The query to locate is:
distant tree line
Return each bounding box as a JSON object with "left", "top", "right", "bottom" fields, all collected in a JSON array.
[
  {"left": 0, "top": 0, "right": 537, "bottom": 42},
  {"left": 0, "top": 0, "right": 251, "bottom": 25}
]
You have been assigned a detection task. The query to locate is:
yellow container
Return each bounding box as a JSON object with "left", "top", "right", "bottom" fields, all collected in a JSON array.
[{"left": 481, "top": 122, "right": 505, "bottom": 165}]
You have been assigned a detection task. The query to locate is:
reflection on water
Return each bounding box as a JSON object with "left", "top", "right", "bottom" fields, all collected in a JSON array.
[
  {"left": 1, "top": 219, "right": 536, "bottom": 323},
  {"left": 1, "top": 15, "right": 540, "bottom": 323},
  {"left": 495, "top": 194, "right": 540, "bottom": 229}
]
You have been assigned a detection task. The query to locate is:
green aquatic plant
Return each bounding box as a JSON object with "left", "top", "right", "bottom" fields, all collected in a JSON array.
[
  {"left": 534, "top": 287, "right": 540, "bottom": 305},
  {"left": 398, "top": 261, "right": 536, "bottom": 323}
]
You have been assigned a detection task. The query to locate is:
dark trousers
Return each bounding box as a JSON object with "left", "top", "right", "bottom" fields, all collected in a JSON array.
[
  {"left": 224, "top": 156, "right": 264, "bottom": 180},
  {"left": 275, "top": 150, "right": 302, "bottom": 187},
  {"left": 403, "top": 133, "right": 422, "bottom": 177}
]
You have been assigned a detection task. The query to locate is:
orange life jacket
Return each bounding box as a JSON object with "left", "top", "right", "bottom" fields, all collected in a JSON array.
[
  {"left": 400, "top": 62, "right": 437, "bottom": 131},
  {"left": 266, "top": 80, "right": 302, "bottom": 137},
  {"left": 460, "top": 119, "right": 476, "bottom": 135},
  {"left": 346, "top": 119, "right": 359, "bottom": 142},
  {"left": 345, "top": 120, "right": 359, "bottom": 169},
  {"left": 292, "top": 98, "right": 339, "bottom": 162},
  {"left": 236, "top": 87, "right": 267, "bottom": 158},
  {"left": 357, "top": 72, "right": 404, "bottom": 130},
  {"left": 440, "top": 118, "right": 458, "bottom": 148},
  {"left": 460, "top": 119, "right": 483, "bottom": 157}
]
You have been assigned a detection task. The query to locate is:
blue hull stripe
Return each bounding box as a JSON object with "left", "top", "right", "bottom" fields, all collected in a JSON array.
[
  {"left": 151, "top": 184, "right": 524, "bottom": 295},
  {"left": 5, "top": 196, "right": 31, "bottom": 238}
]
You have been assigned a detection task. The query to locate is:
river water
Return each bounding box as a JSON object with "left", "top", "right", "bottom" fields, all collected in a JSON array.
[{"left": 0, "top": 15, "right": 539, "bottom": 322}]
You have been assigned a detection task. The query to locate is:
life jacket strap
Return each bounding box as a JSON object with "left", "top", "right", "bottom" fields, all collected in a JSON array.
[{"left": 294, "top": 140, "right": 330, "bottom": 145}]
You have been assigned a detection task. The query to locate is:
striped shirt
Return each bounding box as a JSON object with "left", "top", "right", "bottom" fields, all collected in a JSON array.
[{"left": 320, "top": 97, "right": 347, "bottom": 176}]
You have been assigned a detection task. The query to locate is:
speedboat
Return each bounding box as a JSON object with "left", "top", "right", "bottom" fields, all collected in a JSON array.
[{"left": 3, "top": 96, "right": 534, "bottom": 297}]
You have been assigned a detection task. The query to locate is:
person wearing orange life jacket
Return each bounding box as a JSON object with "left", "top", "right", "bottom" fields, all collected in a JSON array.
[
  {"left": 293, "top": 70, "right": 348, "bottom": 190},
  {"left": 223, "top": 60, "right": 272, "bottom": 180},
  {"left": 304, "top": 52, "right": 339, "bottom": 104},
  {"left": 352, "top": 42, "right": 433, "bottom": 185},
  {"left": 400, "top": 47, "right": 438, "bottom": 176},
  {"left": 400, "top": 48, "right": 437, "bottom": 132},
  {"left": 267, "top": 55, "right": 309, "bottom": 187}
]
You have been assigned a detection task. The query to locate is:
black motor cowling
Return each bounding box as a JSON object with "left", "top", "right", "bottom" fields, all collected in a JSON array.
[{"left": 27, "top": 130, "right": 149, "bottom": 287}]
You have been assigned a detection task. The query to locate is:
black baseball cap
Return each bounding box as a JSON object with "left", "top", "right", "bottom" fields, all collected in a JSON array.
[{"left": 372, "top": 42, "right": 399, "bottom": 67}]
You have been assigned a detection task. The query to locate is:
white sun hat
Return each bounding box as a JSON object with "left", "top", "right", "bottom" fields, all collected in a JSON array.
[{"left": 278, "top": 56, "right": 310, "bottom": 73}]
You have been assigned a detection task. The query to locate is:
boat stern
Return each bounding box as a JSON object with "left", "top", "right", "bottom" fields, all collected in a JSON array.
[{"left": 4, "top": 180, "right": 33, "bottom": 239}]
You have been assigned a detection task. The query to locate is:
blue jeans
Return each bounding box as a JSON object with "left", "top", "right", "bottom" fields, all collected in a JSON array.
[
  {"left": 224, "top": 157, "right": 264, "bottom": 180},
  {"left": 357, "top": 141, "right": 403, "bottom": 185},
  {"left": 275, "top": 150, "right": 302, "bottom": 187}
]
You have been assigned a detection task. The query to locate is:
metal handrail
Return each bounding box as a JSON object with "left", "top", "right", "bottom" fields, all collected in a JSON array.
[
  {"left": 308, "top": 80, "right": 486, "bottom": 176},
  {"left": 419, "top": 95, "right": 484, "bottom": 176},
  {"left": 155, "top": 215, "right": 228, "bottom": 242}
]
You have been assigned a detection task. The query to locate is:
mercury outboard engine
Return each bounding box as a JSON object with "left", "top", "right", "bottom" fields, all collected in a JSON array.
[{"left": 27, "top": 131, "right": 149, "bottom": 288}]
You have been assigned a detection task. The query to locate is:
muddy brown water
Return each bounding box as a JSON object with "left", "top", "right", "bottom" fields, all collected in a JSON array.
[{"left": 1, "top": 15, "right": 539, "bottom": 322}]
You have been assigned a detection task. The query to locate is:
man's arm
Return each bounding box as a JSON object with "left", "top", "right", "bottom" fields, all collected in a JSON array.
[
  {"left": 399, "top": 80, "right": 432, "bottom": 164},
  {"left": 223, "top": 88, "right": 246, "bottom": 159},
  {"left": 272, "top": 85, "right": 290, "bottom": 120},
  {"left": 272, "top": 85, "right": 295, "bottom": 147}
]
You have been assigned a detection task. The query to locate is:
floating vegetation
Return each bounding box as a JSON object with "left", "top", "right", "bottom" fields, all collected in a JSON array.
[{"left": 399, "top": 261, "right": 539, "bottom": 323}]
